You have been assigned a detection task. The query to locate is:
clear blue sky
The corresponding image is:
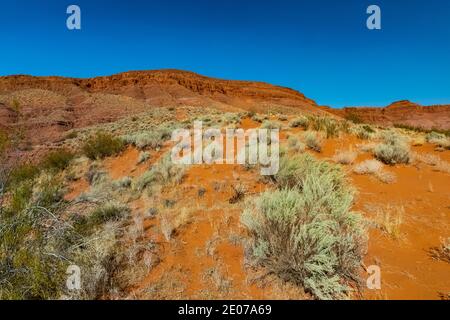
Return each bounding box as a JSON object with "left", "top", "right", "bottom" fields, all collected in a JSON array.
[{"left": 0, "top": 0, "right": 449, "bottom": 107}]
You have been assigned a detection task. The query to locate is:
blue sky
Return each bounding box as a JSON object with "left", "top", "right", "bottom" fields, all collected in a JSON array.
[{"left": 0, "top": 0, "right": 449, "bottom": 107}]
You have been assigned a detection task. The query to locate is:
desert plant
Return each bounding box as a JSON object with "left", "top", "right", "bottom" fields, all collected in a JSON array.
[
  {"left": 373, "top": 132, "right": 410, "bottom": 165},
  {"left": 83, "top": 132, "right": 125, "bottom": 160},
  {"left": 137, "top": 151, "right": 150, "bottom": 164},
  {"left": 353, "top": 160, "right": 396, "bottom": 184},
  {"left": 242, "top": 155, "right": 366, "bottom": 299},
  {"left": 89, "top": 201, "right": 130, "bottom": 225},
  {"left": 345, "top": 113, "right": 363, "bottom": 124},
  {"left": 304, "top": 131, "right": 322, "bottom": 152},
  {"left": 287, "top": 136, "right": 305, "bottom": 153},
  {"left": 333, "top": 150, "right": 357, "bottom": 165},
  {"left": 289, "top": 117, "right": 309, "bottom": 129},
  {"left": 136, "top": 154, "right": 185, "bottom": 191},
  {"left": 41, "top": 149, "right": 75, "bottom": 172},
  {"left": 261, "top": 120, "right": 282, "bottom": 130}
]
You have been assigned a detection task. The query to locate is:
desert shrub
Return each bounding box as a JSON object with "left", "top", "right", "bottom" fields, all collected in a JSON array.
[
  {"left": 0, "top": 130, "right": 9, "bottom": 154},
  {"left": 41, "top": 149, "right": 75, "bottom": 172},
  {"left": 113, "top": 177, "right": 132, "bottom": 189},
  {"left": 242, "top": 155, "right": 366, "bottom": 299},
  {"left": 304, "top": 131, "right": 322, "bottom": 152},
  {"left": 83, "top": 132, "right": 125, "bottom": 160},
  {"left": 289, "top": 117, "right": 309, "bottom": 129},
  {"left": 333, "top": 150, "right": 357, "bottom": 165},
  {"left": 272, "top": 153, "right": 346, "bottom": 190},
  {"left": 345, "top": 113, "right": 363, "bottom": 124},
  {"left": 353, "top": 159, "right": 396, "bottom": 184},
  {"left": 324, "top": 119, "right": 340, "bottom": 138},
  {"left": 353, "top": 125, "right": 373, "bottom": 140},
  {"left": 136, "top": 154, "right": 185, "bottom": 191},
  {"left": 89, "top": 201, "right": 130, "bottom": 225},
  {"left": 223, "top": 113, "right": 241, "bottom": 124},
  {"left": 251, "top": 114, "right": 265, "bottom": 123},
  {"left": 137, "top": 151, "right": 150, "bottom": 164},
  {"left": 261, "top": 120, "right": 282, "bottom": 130},
  {"left": 373, "top": 132, "right": 411, "bottom": 165},
  {"left": 7, "top": 163, "right": 39, "bottom": 189},
  {"left": 287, "top": 136, "right": 305, "bottom": 153},
  {"left": 425, "top": 132, "right": 450, "bottom": 150},
  {"left": 123, "top": 132, "right": 163, "bottom": 150},
  {"left": 353, "top": 159, "right": 383, "bottom": 175},
  {"left": 277, "top": 114, "right": 288, "bottom": 121}
]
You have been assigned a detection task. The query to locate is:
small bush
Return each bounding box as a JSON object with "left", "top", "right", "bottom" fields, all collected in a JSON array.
[
  {"left": 373, "top": 133, "right": 410, "bottom": 165},
  {"left": 345, "top": 113, "right": 363, "bottom": 124},
  {"left": 83, "top": 132, "right": 125, "bottom": 160},
  {"left": 136, "top": 154, "right": 185, "bottom": 191},
  {"left": 8, "top": 164, "right": 39, "bottom": 188},
  {"left": 261, "top": 120, "right": 282, "bottom": 130},
  {"left": 287, "top": 136, "right": 305, "bottom": 153},
  {"left": 242, "top": 155, "right": 366, "bottom": 299},
  {"left": 41, "top": 149, "right": 75, "bottom": 172},
  {"left": 90, "top": 202, "right": 130, "bottom": 225},
  {"left": 333, "top": 150, "right": 357, "bottom": 165},
  {"left": 304, "top": 131, "right": 322, "bottom": 152},
  {"left": 272, "top": 153, "right": 345, "bottom": 190},
  {"left": 137, "top": 151, "right": 150, "bottom": 164},
  {"left": 289, "top": 117, "right": 309, "bottom": 129},
  {"left": 353, "top": 160, "right": 396, "bottom": 184},
  {"left": 123, "top": 132, "right": 163, "bottom": 150}
]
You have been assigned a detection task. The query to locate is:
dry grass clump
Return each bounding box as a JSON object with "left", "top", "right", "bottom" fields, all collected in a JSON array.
[
  {"left": 412, "top": 153, "right": 450, "bottom": 173},
  {"left": 373, "top": 132, "right": 411, "bottom": 165},
  {"left": 352, "top": 125, "right": 376, "bottom": 140},
  {"left": 242, "top": 153, "right": 367, "bottom": 299},
  {"left": 308, "top": 116, "right": 341, "bottom": 138},
  {"left": 429, "top": 237, "right": 450, "bottom": 263},
  {"left": 333, "top": 149, "right": 357, "bottom": 165},
  {"left": 160, "top": 208, "right": 192, "bottom": 241},
  {"left": 353, "top": 160, "right": 396, "bottom": 184},
  {"left": 303, "top": 131, "right": 322, "bottom": 152},
  {"left": 366, "top": 204, "right": 404, "bottom": 239},
  {"left": 137, "top": 151, "right": 150, "bottom": 164}
]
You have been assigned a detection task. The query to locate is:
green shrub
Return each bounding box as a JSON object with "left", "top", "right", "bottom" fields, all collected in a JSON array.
[
  {"left": 83, "top": 132, "right": 125, "bottom": 160},
  {"left": 374, "top": 132, "right": 410, "bottom": 165},
  {"left": 242, "top": 155, "right": 366, "bottom": 299},
  {"left": 41, "top": 149, "right": 75, "bottom": 172},
  {"left": 8, "top": 164, "right": 39, "bottom": 188},
  {"left": 272, "top": 153, "right": 346, "bottom": 190}
]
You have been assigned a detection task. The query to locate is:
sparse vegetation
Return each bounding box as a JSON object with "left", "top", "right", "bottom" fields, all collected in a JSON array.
[{"left": 83, "top": 132, "right": 125, "bottom": 160}]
